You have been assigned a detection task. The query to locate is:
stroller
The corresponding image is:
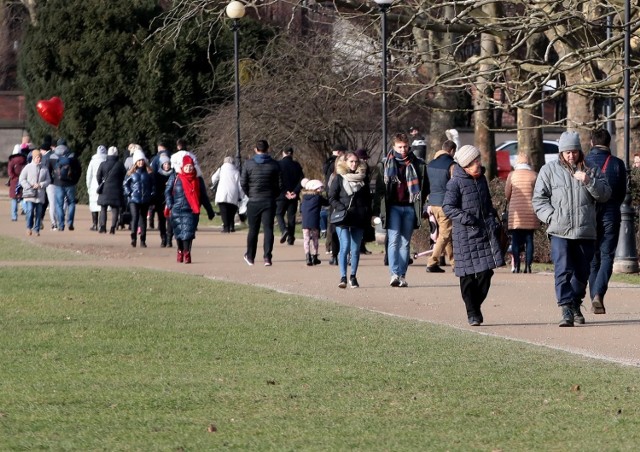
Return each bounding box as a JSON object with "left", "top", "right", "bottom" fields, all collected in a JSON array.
[{"left": 412, "top": 205, "right": 438, "bottom": 260}]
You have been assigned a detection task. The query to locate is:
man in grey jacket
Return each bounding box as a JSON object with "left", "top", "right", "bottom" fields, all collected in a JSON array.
[{"left": 532, "top": 131, "right": 611, "bottom": 327}]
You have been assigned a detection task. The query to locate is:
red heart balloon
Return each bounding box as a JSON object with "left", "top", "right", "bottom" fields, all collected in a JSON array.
[{"left": 36, "top": 97, "right": 64, "bottom": 127}]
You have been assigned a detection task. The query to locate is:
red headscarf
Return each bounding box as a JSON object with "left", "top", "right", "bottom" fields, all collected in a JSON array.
[{"left": 178, "top": 155, "right": 200, "bottom": 214}]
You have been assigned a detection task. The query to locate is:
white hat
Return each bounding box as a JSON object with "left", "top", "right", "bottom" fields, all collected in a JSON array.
[
  {"left": 108, "top": 146, "right": 118, "bottom": 156},
  {"left": 133, "top": 149, "right": 146, "bottom": 164},
  {"left": 455, "top": 145, "right": 480, "bottom": 168}
]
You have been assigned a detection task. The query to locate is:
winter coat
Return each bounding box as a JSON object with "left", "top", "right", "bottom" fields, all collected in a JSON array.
[
  {"left": 8, "top": 153, "right": 27, "bottom": 199},
  {"left": 584, "top": 147, "right": 627, "bottom": 222},
  {"left": 152, "top": 167, "right": 173, "bottom": 207},
  {"left": 86, "top": 152, "right": 107, "bottom": 212},
  {"left": 97, "top": 156, "right": 127, "bottom": 207},
  {"left": 51, "top": 146, "right": 82, "bottom": 187},
  {"left": 211, "top": 162, "right": 243, "bottom": 206},
  {"left": 532, "top": 159, "right": 611, "bottom": 240},
  {"left": 426, "top": 150, "right": 454, "bottom": 206},
  {"left": 443, "top": 164, "right": 506, "bottom": 277},
  {"left": 328, "top": 160, "right": 372, "bottom": 229},
  {"left": 277, "top": 155, "right": 304, "bottom": 199},
  {"left": 19, "top": 162, "right": 50, "bottom": 204},
  {"left": 505, "top": 164, "right": 539, "bottom": 230},
  {"left": 166, "top": 173, "right": 215, "bottom": 240},
  {"left": 123, "top": 168, "right": 155, "bottom": 205},
  {"left": 240, "top": 154, "right": 281, "bottom": 202},
  {"left": 300, "top": 190, "right": 329, "bottom": 230}
]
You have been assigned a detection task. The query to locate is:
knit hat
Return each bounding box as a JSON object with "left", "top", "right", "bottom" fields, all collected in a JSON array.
[
  {"left": 183, "top": 155, "right": 194, "bottom": 166},
  {"left": 305, "top": 179, "right": 324, "bottom": 191},
  {"left": 132, "top": 149, "right": 146, "bottom": 164},
  {"left": 455, "top": 145, "right": 480, "bottom": 168},
  {"left": 300, "top": 177, "right": 309, "bottom": 189},
  {"left": 97, "top": 145, "right": 107, "bottom": 155},
  {"left": 159, "top": 155, "right": 170, "bottom": 166},
  {"left": 355, "top": 148, "right": 369, "bottom": 160},
  {"left": 558, "top": 131, "right": 581, "bottom": 152},
  {"left": 108, "top": 146, "right": 118, "bottom": 156}
]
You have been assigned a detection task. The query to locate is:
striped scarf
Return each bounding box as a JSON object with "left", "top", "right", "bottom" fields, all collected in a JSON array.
[{"left": 383, "top": 151, "right": 421, "bottom": 202}]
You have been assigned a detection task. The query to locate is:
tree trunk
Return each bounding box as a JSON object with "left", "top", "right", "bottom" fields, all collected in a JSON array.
[
  {"left": 474, "top": 31, "right": 496, "bottom": 179},
  {"left": 517, "top": 104, "right": 544, "bottom": 171}
]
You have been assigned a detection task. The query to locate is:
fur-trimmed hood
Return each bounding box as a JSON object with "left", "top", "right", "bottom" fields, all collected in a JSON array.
[{"left": 336, "top": 156, "right": 368, "bottom": 177}]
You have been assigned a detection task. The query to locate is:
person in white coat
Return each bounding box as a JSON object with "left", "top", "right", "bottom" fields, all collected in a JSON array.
[
  {"left": 211, "top": 156, "right": 243, "bottom": 233},
  {"left": 19, "top": 150, "right": 51, "bottom": 236},
  {"left": 86, "top": 145, "right": 107, "bottom": 230}
]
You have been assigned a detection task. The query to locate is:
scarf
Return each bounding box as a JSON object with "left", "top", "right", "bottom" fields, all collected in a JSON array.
[
  {"left": 383, "top": 151, "right": 421, "bottom": 202},
  {"left": 341, "top": 171, "right": 366, "bottom": 196},
  {"left": 178, "top": 170, "right": 200, "bottom": 214}
]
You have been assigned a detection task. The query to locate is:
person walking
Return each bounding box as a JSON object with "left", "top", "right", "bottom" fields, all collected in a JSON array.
[
  {"left": 300, "top": 178, "right": 328, "bottom": 266},
  {"left": 96, "top": 146, "right": 127, "bottom": 234},
  {"left": 532, "top": 131, "right": 611, "bottom": 327},
  {"left": 123, "top": 149, "right": 155, "bottom": 248},
  {"left": 240, "top": 140, "right": 282, "bottom": 266},
  {"left": 323, "top": 144, "right": 347, "bottom": 265},
  {"left": 329, "top": 152, "right": 372, "bottom": 288},
  {"left": 86, "top": 145, "right": 107, "bottom": 231},
  {"left": 584, "top": 128, "right": 627, "bottom": 315},
  {"left": 52, "top": 140, "right": 82, "bottom": 231},
  {"left": 276, "top": 147, "right": 304, "bottom": 245},
  {"left": 425, "top": 139, "right": 457, "bottom": 273},
  {"left": 165, "top": 155, "right": 215, "bottom": 263},
  {"left": 18, "top": 150, "right": 50, "bottom": 236},
  {"left": 381, "top": 133, "right": 429, "bottom": 287},
  {"left": 151, "top": 154, "right": 174, "bottom": 246},
  {"left": 8, "top": 144, "right": 27, "bottom": 221},
  {"left": 211, "top": 156, "right": 243, "bottom": 233},
  {"left": 504, "top": 152, "right": 538, "bottom": 274},
  {"left": 443, "top": 145, "right": 505, "bottom": 326}
]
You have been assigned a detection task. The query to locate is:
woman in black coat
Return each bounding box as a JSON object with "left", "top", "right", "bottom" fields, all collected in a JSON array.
[
  {"left": 328, "top": 152, "right": 371, "bottom": 289},
  {"left": 165, "top": 155, "right": 215, "bottom": 264},
  {"left": 123, "top": 150, "right": 155, "bottom": 248},
  {"left": 443, "top": 145, "right": 505, "bottom": 326},
  {"left": 96, "top": 146, "right": 126, "bottom": 234}
]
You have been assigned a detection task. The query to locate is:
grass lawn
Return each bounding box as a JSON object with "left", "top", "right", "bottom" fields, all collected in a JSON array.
[{"left": 1, "top": 242, "right": 640, "bottom": 450}]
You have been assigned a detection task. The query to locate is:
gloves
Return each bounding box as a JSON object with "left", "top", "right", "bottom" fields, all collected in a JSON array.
[{"left": 164, "top": 206, "right": 171, "bottom": 218}]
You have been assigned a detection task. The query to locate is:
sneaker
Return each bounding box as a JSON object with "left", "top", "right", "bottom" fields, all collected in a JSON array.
[
  {"left": 349, "top": 276, "right": 359, "bottom": 288},
  {"left": 389, "top": 275, "right": 400, "bottom": 287},
  {"left": 51, "top": 224, "right": 57, "bottom": 230},
  {"left": 468, "top": 317, "right": 481, "bottom": 326},
  {"left": 559, "top": 305, "right": 574, "bottom": 327},
  {"left": 279, "top": 231, "right": 288, "bottom": 244},
  {"left": 264, "top": 258, "right": 272, "bottom": 267},
  {"left": 338, "top": 277, "right": 347, "bottom": 289},
  {"left": 426, "top": 264, "right": 445, "bottom": 273},
  {"left": 243, "top": 254, "right": 254, "bottom": 266},
  {"left": 591, "top": 294, "right": 606, "bottom": 314},
  {"left": 398, "top": 276, "right": 409, "bottom": 287},
  {"left": 572, "top": 301, "right": 585, "bottom": 325}
]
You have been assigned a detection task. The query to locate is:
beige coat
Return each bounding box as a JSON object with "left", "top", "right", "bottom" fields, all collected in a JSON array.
[{"left": 505, "top": 164, "right": 539, "bottom": 230}]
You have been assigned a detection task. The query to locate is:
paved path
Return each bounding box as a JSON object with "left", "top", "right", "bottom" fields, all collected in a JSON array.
[{"left": 2, "top": 197, "right": 640, "bottom": 367}]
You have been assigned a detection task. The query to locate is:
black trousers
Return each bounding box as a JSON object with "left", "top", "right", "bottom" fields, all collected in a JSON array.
[
  {"left": 276, "top": 198, "right": 298, "bottom": 242},
  {"left": 219, "top": 202, "right": 238, "bottom": 232},
  {"left": 130, "top": 202, "right": 150, "bottom": 243},
  {"left": 99, "top": 205, "right": 120, "bottom": 231},
  {"left": 246, "top": 200, "right": 276, "bottom": 260},
  {"left": 459, "top": 269, "right": 494, "bottom": 321},
  {"left": 153, "top": 201, "right": 172, "bottom": 241}
]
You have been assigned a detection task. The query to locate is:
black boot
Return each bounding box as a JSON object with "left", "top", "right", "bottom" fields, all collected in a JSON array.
[
  {"left": 559, "top": 305, "right": 574, "bottom": 327},
  {"left": 313, "top": 254, "right": 321, "bottom": 265},
  {"left": 161, "top": 234, "right": 167, "bottom": 248},
  {"left": 90, "top": 212, "right": 98, "bottom": 231},
  {"left": 306, "top": 253, "right": 313, "bottom": 266},
  {"left": 130, "top": 233, "right": 137, "bottom": 248},
  {"left": 329, "top": 255, "right": 338, "bottom": 266},
  {"left": 572, "top": 300, "right": 585, "bottom": 325}
]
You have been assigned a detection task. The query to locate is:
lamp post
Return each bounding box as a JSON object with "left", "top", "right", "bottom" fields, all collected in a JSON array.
[
  {"left": 613, "top": 0, "right": 639, "bottom": 274},
  {"left": 374, "top": 0, "right": 392, "bottom": 156},
  {"left": 226, "top": 0, "right": 246, "bottom": 169}
]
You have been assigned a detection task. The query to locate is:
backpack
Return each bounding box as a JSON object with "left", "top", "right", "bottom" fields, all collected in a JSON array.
[{"left": 55, "top": 155, "right": 74, "bottom": 183}]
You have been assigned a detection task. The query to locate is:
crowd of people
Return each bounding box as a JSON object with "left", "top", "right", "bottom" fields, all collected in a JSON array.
[{"left": 6, "top": 127, "right": 640, "bottom": 327}]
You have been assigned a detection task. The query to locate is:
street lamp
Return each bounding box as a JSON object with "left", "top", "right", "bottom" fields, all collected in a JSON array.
[
  {"left": 226, "top": 0, "right": 246, "bottom": 169},
  {"left": 374, "top": 0, "right": 392, "bottom": 156},
  {"left": 613, "top": 0, "right": 639, "bottom": 274}
]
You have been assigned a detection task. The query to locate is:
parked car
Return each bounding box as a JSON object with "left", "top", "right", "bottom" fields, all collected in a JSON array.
[{"left": 496, "top": 139, "right": 559, "bottom": 179}]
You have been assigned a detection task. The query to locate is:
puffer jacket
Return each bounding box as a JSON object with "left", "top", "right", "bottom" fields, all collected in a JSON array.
[
  {"left": 19, "top": 162, "right": 50, "bottom": 203},
  {"left": 240, "top": 154, "right": 281, "bottom": 202},
  {"left": 8, "top": 153, "right": 27, "bottom": 199},
  {"left": 328, "top": 159, "right": 371, "bottom": 229},
  {"left": 443, "top": 164, "right": 505, "bottom": 277},
  {"left": 165, "top": 173, "right": 215, "bottom": 240},
  {"left": 532, "top": 159, "right": 611, "bottom": 240},
  {"left": 97, "top": 156, "right": 126, "bottom": 207},
  {"left": 300, "top": 190, "right": 329, "bottom": 230},
  {"left": 505, "top": 164, "right": 539, "bottom": 230},
  {"left": 123, "top": 167, "right": 154, "bottom": 204},
  {"left": 212, "top": 162, "right": 243, "bottom": 206},
  {"left": 86, "top": 152, "right": 107, "bottom": 212},
  {"left": 584, "top": 147, "right": 627, "bottom": 221}
]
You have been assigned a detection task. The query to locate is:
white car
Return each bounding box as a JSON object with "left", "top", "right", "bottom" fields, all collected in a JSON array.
[{"left": 496, "top": 140, "right": 559, "bottom": 168}]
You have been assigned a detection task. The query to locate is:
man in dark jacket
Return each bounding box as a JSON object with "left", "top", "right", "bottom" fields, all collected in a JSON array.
[
  {"left": 276, "top": 147, "right": 304, "bottom": 245},
  {"left": 52, "top": 140, "right": 82, "bottom": 231},
  {"left": 240, "top": 140, "right": 282, "bottom": 266},
  {"left": 584, "top": 128, "right": 627, "bottom": 315},
  {"left": 425, "top": 139, "right": 457, "bottom": 273}
]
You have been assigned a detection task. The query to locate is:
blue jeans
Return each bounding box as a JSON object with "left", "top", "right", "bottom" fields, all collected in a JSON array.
[
  {"left": 550, "top": 236, "right": 595, "bottom": 306},
  {"left": 25, "top": 202, "right": 43, "bottom": 232},
  {"left": 589, "top": 218, "right": 620, "bottom": 301},
  {"left": 336, "top": 226, "right": 364, "bottom": 278},
  {"left": 55, "top": 185, "right": 76, "bottom": 229},
  {"left": 320, "top": 207, "right": 328, "bottom": 232},
  {"left": 387, "top": 205, "right": 416, "bottom": 277},
  {"left": 10, "top": 198, "right": 19, "bottom": 220},
  {"left": 510, "top": 229, "right": 534, "bottom": 268}
]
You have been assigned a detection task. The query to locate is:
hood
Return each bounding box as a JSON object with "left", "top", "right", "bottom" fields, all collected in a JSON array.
[{"left": 336, "top": 156, "right": 367, "bottom": 176}]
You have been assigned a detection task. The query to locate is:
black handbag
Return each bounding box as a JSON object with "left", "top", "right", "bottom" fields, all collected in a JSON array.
[
  {"left": 329, "top": 197, "right": 353, "bottom": 224},
  {"left": 97, "top": 163, "right": 117, "bottom": 195}
]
